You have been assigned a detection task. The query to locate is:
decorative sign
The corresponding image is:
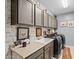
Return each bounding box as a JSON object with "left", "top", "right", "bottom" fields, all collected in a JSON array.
[
  {"left": 60, "top": 21, "right": 68, "bottom": 27},
  {"left": 17, "top": 27, "right": 29, "bottom": 40},
  {"left": 60, "top": 20, "right": 74, "bottom": 28}
]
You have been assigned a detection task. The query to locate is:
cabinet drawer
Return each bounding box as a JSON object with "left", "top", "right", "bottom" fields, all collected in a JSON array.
[
  {"left": 26, "top": 48, "right": 43, "bottom": 59},
  {"left": 11, "top": 0, "right": 34, "bottom": 25}
]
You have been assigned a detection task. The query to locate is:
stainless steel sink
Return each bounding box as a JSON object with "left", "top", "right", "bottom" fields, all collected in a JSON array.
[{"left": 35, "top": 38, "right": 53, "bottom": 43}]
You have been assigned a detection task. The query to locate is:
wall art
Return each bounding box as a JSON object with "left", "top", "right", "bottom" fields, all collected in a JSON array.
[{"left": 17, "top": 27, "right": 29, "bottom": 40}]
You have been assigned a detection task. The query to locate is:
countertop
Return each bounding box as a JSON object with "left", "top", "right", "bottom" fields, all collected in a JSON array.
[{"left": 11, "top": 38, "right": 54, "bottom": 59}]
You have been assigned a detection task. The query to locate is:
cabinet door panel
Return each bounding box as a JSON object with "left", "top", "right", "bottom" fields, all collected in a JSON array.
[
  {"left": 51, "top": 16, "right": 57, "bottom": 28},
  {"left": 44, "top": 12, "right": 48, "bottom": 27},
  {"left": 27, "top": 48, "right": 43, "bottom": 59},
  {"left": 51, "top": 17, "right": 54, "bottom": 28},
  {"left": 50, "top": 42, "right": 53, "bottom": 58},
  {"left": 45, "top": 48, "right": 50, "bottom": 59},
  {"left": 18, "top": 0, "right": 33, "bottom": 25},
  {"left": 49, "top": 16, "right": 52, "bottom": 27},
  {"left": 50, "top": 47, "right": 53, "bottom": 57},
  {"left": 26, "top": 1, "right": 33, "bottom": 24},
  {"left": 35, "top": 7, "right": 43, "bottom": 26},
  {"left": 54, "top": 19, "right": 57, "bottom": 28},
  {"left": 36, "top": 54, "right": 43, "bottom": 59}
]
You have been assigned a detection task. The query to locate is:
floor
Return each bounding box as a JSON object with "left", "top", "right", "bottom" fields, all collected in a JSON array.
[{"left": 52, "top": 45, "right": 74, "bottom": 59}]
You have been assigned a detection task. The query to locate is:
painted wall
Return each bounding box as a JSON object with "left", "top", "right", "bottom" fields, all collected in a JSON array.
[{"left": 57, "top": 12, "right": 74, "bottom": 46}]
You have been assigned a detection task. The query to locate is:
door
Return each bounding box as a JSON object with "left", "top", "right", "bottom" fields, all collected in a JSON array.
[
  {"left": 48, "top": 15, "right": 52, "bottom": 27},
  {"left": 35, "top": 6, "right": 43, "bottom": 26},
  {"left": 45, "top": 48, "right": 50, "bottom": 59},
  {"left": 27, "top": 53, "right": 43, "bottom": 59},
  {"left": 35, "top": 54, "right": 43, "bottom": 59},
  {"left": 44, "top": 12, "right": 48, "bottom": 27},
  {"left": 49, "top": 42, "right": 53, "bottom": 58},
  {"left": 51, "top": 16, "right": 57, "bottom": 28},
  {"left": 18, "top": 0, "right": 33, "bottom": 25},
  {"left": 27, "top": 48, "right": 43, "bottom": 59}
]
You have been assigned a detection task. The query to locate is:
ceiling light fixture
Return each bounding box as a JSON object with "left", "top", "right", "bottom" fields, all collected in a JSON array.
[{"left": 62, "top": 0, "right": 68, "bottom": 8}]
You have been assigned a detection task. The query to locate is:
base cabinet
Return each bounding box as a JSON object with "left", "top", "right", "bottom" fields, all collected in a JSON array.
[
  {"left": 26, "top": 48, "right": 43, "bottom": 59},
  {"left": 44, "top": 42, "right": 53, "bottom": 59},
  {"left": 11, "top": 42, "right": 53, "bottom": 59}
]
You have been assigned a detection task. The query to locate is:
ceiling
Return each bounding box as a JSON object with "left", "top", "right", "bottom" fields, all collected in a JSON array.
[{"left": 38, "top": 0, "right": 74, "bottom": 15}]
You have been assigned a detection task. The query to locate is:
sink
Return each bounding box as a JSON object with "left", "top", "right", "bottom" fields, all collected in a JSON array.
[{"left": 35, "top": 38, "right": 53, "bottom": 43}]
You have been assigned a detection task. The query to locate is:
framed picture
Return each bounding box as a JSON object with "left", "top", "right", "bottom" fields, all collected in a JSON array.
[
  {"left": 60, "top": 21, "right": 68, "bottom": 27},
  {"left": 17, "top": 27, "right": 29, "bottom": 40},
  {"left": 68, "top": 21, "right": 74, "bottom": 28},
  {"left": 36, "top": 28, "right": 42, "bottom": 37}
]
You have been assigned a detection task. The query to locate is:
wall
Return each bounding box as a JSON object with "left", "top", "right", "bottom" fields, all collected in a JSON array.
[{"left": 57, "top": 12, "right": 74, "bottom": 46}]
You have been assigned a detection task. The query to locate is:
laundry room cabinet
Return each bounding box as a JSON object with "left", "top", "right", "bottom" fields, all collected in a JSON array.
[
  {"left": 11, "top": 41, "right": 54, "bottom": 59},
  {"left": 43, "top": 11, "right": 49, "bottom": 27},
  {"left": 43, "top": 12, "right": 57, "bottom": 28},
  {"left": 48, "top": 15, "right": 52, "bottom": 28},
  {"left": 51, "top": 16, "right": 57, "bottom": 28},
  {"left": 34, "top": 5, "right": 44, "bottom": 26},
  {"left": 11, "top": 0, "right": 34, "bottom": 25},
  {"left": 27, "top": 48, "right": 43, "bottom": 59},
  {"left": 44, "top": 47, "right": 50, "bottom": 59},
  {"left": 44, "top": 42, "right": 53, "bottom": 59},
  {"left": 48, "top": 15, "right": 57, "bottom": 28}
]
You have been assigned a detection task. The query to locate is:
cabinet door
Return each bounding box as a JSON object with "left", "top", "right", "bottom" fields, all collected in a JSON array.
[
  {"left": 18, "top": 0, "right": 33, "bottom": 25},
  {"left": 48, "top": 15, "right": 52, "bottom": 27},
  {"left": 54, "top": 18, "right": 57, "bottom": 28},
  {"left": 45, "top": 48, "right": 50, "bottom": 59},
  {"left": 44, "top": 12, "right": 48, "bottom": 27},
  {"left": 35, "top": 6, "right": 43, "bottom": 26},
  {"left": 51, "top": 16, "right": 57, "bottom": 28},
  {"left": 49, "top": 42, "right": 53, "bottom": 58},
  {"left": 27, "top": 48, "right": 43, "bottom": 59},
  {"left": 36, "top": 54, "right": 43, "bottom": 59}
]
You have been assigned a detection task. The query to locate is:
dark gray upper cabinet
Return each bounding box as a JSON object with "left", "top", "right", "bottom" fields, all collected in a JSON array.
[
  {"left": 44, "top": 12, "right": 49, "bottom": 27},
  {"left": 35, "top": 5, "right": 44, "bottom": 26},
  {"left": 11, "top": 0, "right": 34, "bottom": 25}
]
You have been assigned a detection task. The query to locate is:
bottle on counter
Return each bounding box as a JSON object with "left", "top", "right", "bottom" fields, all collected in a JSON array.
[
  {"left": 22, "top": 40, "right": 26, "bottom": 47},
  {"left": 25, "top": 39, "right": 30, "bottom": 44}
]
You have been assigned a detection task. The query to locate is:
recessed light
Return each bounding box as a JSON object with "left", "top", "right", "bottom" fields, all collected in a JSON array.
[{"left": 62, "top": 0, "right": 68, "bottom": 8}]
